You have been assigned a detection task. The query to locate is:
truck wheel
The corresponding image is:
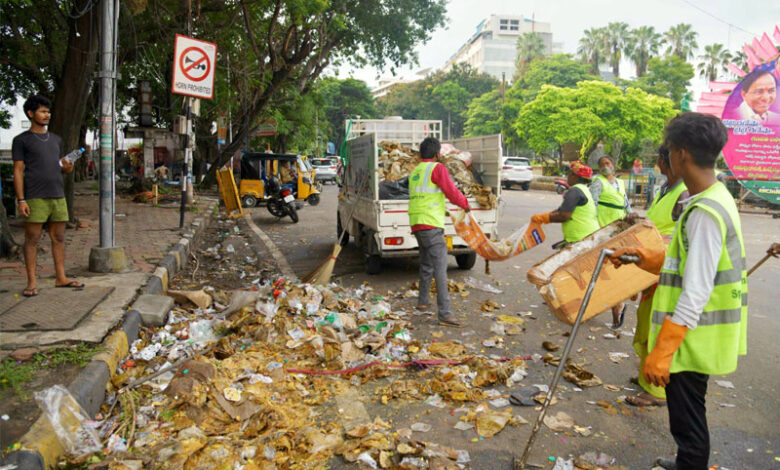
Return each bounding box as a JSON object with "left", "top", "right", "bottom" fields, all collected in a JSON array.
[
  {"left": 521, "top": 182, "right": 530, "bottom": 191},
  {"left": 455, "top": 252, "right": 477, "bottom": 270},
  {"left": 242, "top": 195, "right": 257, "bottom": 208},
  {"left": 366, "top": 255, "right": 382, "bottom": 275},
  {"left": 503, "top": 182, "right": 512, "bottom": 190},
  {"left": 337, "top": 214, "right": 349, "bottom": 246}
]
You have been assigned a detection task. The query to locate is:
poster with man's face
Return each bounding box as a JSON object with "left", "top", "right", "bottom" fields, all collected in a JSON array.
[{"left": 720, "top": 60, "right": 780, "bottom": 204}]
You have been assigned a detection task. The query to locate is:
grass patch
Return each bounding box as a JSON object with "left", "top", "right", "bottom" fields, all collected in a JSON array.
[{"left": 0, "top": 343, "right": 104, "bottom": 398}]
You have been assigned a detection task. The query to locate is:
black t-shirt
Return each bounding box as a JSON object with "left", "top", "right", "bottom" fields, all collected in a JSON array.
[
  {"left": 12, "top": 131, "right": 64, "bottom": 199},
  {"left": 558, "top": 186, "right": 589, "bottom": 213}
]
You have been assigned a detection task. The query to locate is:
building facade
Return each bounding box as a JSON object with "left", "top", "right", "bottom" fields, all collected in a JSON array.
[{"left": 443, "top": 15, "right": 561, "bottom": 82}]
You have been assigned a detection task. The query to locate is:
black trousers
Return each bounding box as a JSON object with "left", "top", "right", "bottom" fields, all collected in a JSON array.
[{"left": 666, "top": 371, "right": 710, "bottom": 470}]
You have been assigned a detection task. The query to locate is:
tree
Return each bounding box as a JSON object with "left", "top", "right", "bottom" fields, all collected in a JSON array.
[
  {"left": 664, "top": 23, "right": 698, "bottom": 61},
  {"left": 633, "top": 55, "right": 695, "bottom": 105},
  {"left": 464, "top": 89, "right": 503, "bottom": 137},
  {"left": 432, "top": 81, "right": 471, "bottom": 139},
  {"left": 697, "top": 43, "right": 731, "bottom": 82},
  {"left": 515, "top": 32, "right": 547, "bottom": 78},
  {"left": 318, "top": 77, "right": 377, "bottom": 149},
  {"left": 604, "top": 22, "right": 630, "bottom": 78},
  {"left": 578, "top": 27, "right": 606, "bottom": 76},
  {"left": 514, "top": 81, "right": 676, "bottom": 163},
  {"left": 626, "top": 26, "right": 662, "bottom": 77}
]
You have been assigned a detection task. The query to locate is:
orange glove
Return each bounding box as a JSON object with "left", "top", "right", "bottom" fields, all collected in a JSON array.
[
  {"left": 531, "top": 212, "right": 551, "bottom": 225},
  {"left": 608, "top": 246, "right": 666, "bottom": 275},
  {"left": 643, "top": 317, "right": 688, "bottom": 387}
]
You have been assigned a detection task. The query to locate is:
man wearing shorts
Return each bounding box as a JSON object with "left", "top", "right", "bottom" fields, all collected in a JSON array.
[{"left": 12, "top": 94, "right": 84, "bottom": 297}]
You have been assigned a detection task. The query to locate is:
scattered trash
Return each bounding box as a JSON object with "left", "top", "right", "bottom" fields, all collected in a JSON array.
[
  {"left": 542, "top": 341, "right": 560, "bottom": 352},
  {"left": 543, "top": 411, "right": 575, "bottom": 432},
  {"left": 475, "top": 409, "right": 512, "bottom": 438},
  {"left": 410, "top": 422, "right": 432, "bottom": 432},
  {"left": 464, "top": 276, "right": 503, "bottom": 294},
  {"left": 34, "top": 385, "right": 101, "bottom": 455},
  {"left": 167, "top": 289, "right": 212, "bottom": 309},
  {"left": 715, "top": 380, "right": 735, "bottom": 389},
  {"left": 454, "top": 421, "right": 474, "bottom": 431},
  {"left": 608, "top": 351, "right": 630, "bottom": 363}
]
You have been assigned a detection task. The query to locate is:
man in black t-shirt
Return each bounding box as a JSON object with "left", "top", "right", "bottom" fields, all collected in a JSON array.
[{"left": 12, "top": 95, "right": 84, "bottom": 297}]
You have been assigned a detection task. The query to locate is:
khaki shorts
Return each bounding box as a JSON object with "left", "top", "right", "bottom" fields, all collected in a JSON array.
[{"left": 25, "top": 198, "right": 69, "bottom": 223}]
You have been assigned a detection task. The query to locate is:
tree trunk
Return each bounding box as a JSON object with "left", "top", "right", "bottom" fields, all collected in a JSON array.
[{"left": 48, "top": 0, "right": 99, "bottom": 223}]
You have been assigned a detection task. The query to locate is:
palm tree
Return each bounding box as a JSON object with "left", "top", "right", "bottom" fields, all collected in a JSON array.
[
  {"left": 578, "top": 27, "right": 606, "bottom": 76},
  {"left": 626, "top": 26, "right": 662, "bottom": 77},
  {"left": 664, "top": 23, "right": 698, "bottom": 61},
  {"left": 731, "top": 50, "right": 749, "bottom": 74},
  {"left": 604, "top": 22, "right": 630, "bottom": 77},
  {"left": 697, "top": 43, "right": 731, "bottom": 82},
  {"left": 515, "top": 32, "right": 547, "bottom": 77}
]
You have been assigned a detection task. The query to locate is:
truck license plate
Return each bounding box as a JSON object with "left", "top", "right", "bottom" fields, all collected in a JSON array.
[
  {"left": 283, "top": 195, "right": 295, "bottom": 203},
  {"left": 445, "top": 236, "right": 453, "bottom": 251}
]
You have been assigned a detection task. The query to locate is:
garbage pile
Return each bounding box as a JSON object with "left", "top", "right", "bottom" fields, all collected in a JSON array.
[
  {"left": 377, "top": 141, "right": 497, "bottom": 209},
  {"left": 64, "top": 278, "right": 539, "bottom": 469}
]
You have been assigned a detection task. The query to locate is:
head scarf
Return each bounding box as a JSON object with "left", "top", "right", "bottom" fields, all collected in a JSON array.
[{"left": 570, "top": 161, "right": 593, "bottom": 179}]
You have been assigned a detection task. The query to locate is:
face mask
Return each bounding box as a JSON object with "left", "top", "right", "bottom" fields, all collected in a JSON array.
[{"left": 600, "top": 166, "right": 614, "bottom": 176}]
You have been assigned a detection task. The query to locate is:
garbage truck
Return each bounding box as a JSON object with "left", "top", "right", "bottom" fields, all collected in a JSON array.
[{"left": 337, "top": 117, "right": 502, "bottom": 274}]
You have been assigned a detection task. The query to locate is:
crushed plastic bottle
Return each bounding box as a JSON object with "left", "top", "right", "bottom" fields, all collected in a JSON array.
[
  {"left": 189, "top": 319, "right": 215, "bottom": 345},
  {"left": 465, "top": 276, "right": 503, "bottom": 294},
  {"left": 368, "top": 301, "right": 392, "bottom": 317}
]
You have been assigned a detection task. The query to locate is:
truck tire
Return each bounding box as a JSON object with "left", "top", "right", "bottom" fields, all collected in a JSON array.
[
  {"left": 366, "top": 255, "right": 382, "bottom": 275},
  {"left": 521, "top": 182, "right": 530, "bottom": 191},
  {"left": 502, "top": 181, "right": 512, "bottom": 190},
  {"left": 336, "top": 214, "right": 349, "bottom": 246},
  {"left": 455, "top": 252, "right": 477, "bottom": 270}
]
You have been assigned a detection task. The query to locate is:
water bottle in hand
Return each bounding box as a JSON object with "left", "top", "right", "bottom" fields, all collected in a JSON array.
[{"left": 61, "top": 148, "right": 85, "bottom": 166}]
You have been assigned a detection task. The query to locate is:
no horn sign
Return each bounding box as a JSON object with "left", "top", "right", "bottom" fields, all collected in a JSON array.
[{"left": 172, "top": 34, "right": 217, "bottom": 99}]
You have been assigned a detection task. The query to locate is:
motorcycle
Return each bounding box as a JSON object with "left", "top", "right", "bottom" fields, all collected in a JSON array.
[
  {"left": 266, "top": 176, "right": 299, "bottom": 223},
  {"left": 554, "top": 178, "right": 569, "bottom": 195}
]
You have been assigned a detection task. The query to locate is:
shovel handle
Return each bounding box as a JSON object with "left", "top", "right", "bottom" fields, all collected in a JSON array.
[{"left": 618, "top": 254, "right": 640, "bottom": 264}]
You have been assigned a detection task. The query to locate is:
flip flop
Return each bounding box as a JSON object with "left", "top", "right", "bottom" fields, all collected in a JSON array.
[
  {"left": 610, "top": 304, "right": 627, "bottom": 330},
  {"left": 626, "top": 393, "right": 667, "bottom": 407},
  {"left": 416, "top": 304, "right": 431, "bottom": 311},
  {"left": 437, "top": 316, "right": 464, "bottom": 328},
  {"left": 509, "top": 385, "right": 541, "bottom": 406},
  {"left": 22, "top": 288, "right": 39, "bottom": 297},
  {"left": 55, "top": 281, "right": 85, "bottom": 289}
]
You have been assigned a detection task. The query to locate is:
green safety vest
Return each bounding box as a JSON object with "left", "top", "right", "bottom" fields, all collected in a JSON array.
[
  {"left": 646, "top": 180, "right": 688, "bottom": 236},
  {"left": 594, "top": 174, "right": 629, "bottom": 226},
  {"left": 561, "top": 184, "right": 600, "bottom": 243},
  {"left": 649, "top": 182, "right": 747, "bottom": 375},
  {"left": 408, "top": 161, "right": 446, "bottom": 228}
]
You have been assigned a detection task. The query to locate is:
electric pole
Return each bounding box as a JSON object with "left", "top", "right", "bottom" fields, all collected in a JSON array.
[{"left": 89, "top": 0, "right": 126, "bottom": 272}]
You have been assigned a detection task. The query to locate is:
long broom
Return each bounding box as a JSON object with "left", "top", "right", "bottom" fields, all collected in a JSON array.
[{"left": 302, "top": 173, "right": 368, "bottom": 285}]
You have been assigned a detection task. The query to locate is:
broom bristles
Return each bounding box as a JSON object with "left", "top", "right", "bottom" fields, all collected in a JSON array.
[{"left": 301, "top": 243, "right": 343, "bottom": 285}]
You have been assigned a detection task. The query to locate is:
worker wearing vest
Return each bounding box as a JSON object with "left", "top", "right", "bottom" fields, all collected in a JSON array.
[
  {"left": 610, "top": 113, "right": 747, "bottom": 470},
  {"left": 591, "top": 155, "right": 631, "bottom": 227},
  {"left": 409, "top": 137, "right": 470, "bottom": 328},
  {"left": 625, "top": 145, "right": 688, "bottom": 408},
  {"left": 531, "top": 161, "right": 599, "bottom": 243},
  {"left": 590, "top": 155, "right": 632, "bottom": 328}
]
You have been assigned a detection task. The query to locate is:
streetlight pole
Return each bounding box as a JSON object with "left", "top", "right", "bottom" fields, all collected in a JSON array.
[{"left": 89, "top": 0, "right": 126, "bottom": 272}]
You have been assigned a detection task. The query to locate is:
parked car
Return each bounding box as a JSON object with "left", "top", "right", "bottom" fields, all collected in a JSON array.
[
  {"left": 311, "top": 157, "right": 339, "bottom": 184},
  {"left": 501, "top": 157, "right": 533, "bottom": 190}
]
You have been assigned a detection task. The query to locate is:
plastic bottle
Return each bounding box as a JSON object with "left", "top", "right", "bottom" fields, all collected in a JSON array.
[{"left": 60, "top": 147, "right": 85, "bottom": 166}]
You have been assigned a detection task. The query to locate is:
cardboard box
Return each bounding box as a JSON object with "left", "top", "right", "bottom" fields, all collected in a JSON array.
[{"left": 527, "top": 220, "right": 663, "bottom": 325}]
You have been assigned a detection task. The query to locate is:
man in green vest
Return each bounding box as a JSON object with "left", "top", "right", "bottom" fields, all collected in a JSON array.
[
  {"left": 531, "top": 161, "right": 624, "bottom": 327},
  {"left": 590, "top": 155, "right": 631, "bottom": 227},
  {"left": 409, "top": 137, "right": 470, "bottom": 327},
  {"left": 610, "top": 113, "right": 747, "bottom": 470}
]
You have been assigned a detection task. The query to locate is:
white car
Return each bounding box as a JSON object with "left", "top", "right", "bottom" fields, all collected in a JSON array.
[
  {"left": 311, "top": 157, "right": 339, "bottom": 184},
  {"left": 501, "top": 157, "right": 533, "bottom": 190}
]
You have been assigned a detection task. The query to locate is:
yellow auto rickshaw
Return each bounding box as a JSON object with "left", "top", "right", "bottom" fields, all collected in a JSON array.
[{"left": 238, "top": 152, "right": 321, "bottom": 207}]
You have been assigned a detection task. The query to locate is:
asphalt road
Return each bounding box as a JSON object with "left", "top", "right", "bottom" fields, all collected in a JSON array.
[{"left": 246, "top": 184, "right": 780, "bottom": 469}]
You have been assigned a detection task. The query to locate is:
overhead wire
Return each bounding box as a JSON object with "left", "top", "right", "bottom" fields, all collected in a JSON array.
[{"left": 676, "top": 0, "right": 758, "bottom": 38}]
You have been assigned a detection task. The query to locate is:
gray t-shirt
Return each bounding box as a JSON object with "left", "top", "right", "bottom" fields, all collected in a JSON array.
[{"left": 12, "top": 131, "right": 65, "bottom": 199}]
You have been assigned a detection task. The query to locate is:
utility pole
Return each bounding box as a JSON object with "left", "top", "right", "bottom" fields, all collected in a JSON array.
[
  {"left": 179, "top": 0, "right": 194, "bottom": 227},
  {"left": 89, "top": 0, "right": 126, "bottom": 272}
]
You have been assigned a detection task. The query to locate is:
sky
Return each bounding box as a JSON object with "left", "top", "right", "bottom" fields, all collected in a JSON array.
[{"left": 332, "top": 0, "right": 780, "bottom": 100}]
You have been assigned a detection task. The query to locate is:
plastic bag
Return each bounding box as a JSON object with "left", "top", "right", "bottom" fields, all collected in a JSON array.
[
  {"left": 453, "top": 210, "right": 545, "bottom": 261},
  {"left": 378, "top": 177, "right": 410, "bottom": 200},
  {"left": 34, "top": 385, "right": 102, "bottom": 455}
]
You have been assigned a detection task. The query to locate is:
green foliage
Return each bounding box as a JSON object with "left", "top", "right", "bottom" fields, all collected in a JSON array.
[
  {"left": 664, "top": 23, "right": 699, "bottom": 61},
  {"left": 318, "top": 77, "right": 377, "bottom": 150},
  {"left": 697, "top": 43, "right": 731, "bottom": 82},
  {"left": 464, "top": 89, "right": 503, "bottom": 137},
  {"left": 0, "top": 358, "right": 35, "bottom": 397},
  {"left": 577, "top": 27, "right": 607, "bottom": 76},
  {"left": 514, "top": 33, "right": 547, "bottom": 78},
  {"left": 515, "top": 81, "right": 676, "bottom": 161},
  {"left": 377, "top": 63, "right": 499, "bottom": 138},
  {"left": 629, "top": 55, "right": 695, "bottom": 105},
  {"left": 604, "top": 22, "right": 630, "bottom": 78},
  {"left": 626, "top": 26, "right": 662, "bottom": 77}
]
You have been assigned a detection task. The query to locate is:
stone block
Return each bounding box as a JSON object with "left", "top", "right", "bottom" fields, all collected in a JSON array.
[{"left": 132, "top": 294, "right": 174, "bottom": 326}]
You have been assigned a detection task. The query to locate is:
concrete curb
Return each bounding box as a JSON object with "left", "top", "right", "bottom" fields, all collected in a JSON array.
[{"left": 0, "top": 200, "right": 218, "bottom": 469}]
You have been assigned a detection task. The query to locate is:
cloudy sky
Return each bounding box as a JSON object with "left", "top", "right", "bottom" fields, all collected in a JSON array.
[{"left": 334, "top": 0, "right": 780, "bottom": 98}]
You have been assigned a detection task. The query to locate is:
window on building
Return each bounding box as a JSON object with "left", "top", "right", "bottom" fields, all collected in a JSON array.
[
  {"left": 499, "top": 19, "right": 508, "bottom": 31},
  {"left": 509, "top": 19, "right": 519, "bottom": 31}
]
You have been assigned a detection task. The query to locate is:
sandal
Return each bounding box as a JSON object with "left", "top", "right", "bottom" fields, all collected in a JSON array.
[
  {"left": 509, "top": 386, "right": 541, "bottom": 406},
  {"left": 416, "top": 304, "right": 431, "bottom": 311},
  {"left": 611, "top": 304, "right": 627, "bottom": 330},
  {"left": 55, "top": 280, "right": 85, "bottom": 289},
  {"left": 438, "top": 316, "right": 464, "bottom": 328},
  {"left": 626, "top": 392, "right": 667, "bottom": 407},
  {"left": 22, "top": 288, "right": 39, "bottom": 297}
]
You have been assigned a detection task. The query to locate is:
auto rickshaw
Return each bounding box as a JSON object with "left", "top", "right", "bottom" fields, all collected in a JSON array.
[{"left": 238, "top": 152, "right": 321, "bottom": 207}]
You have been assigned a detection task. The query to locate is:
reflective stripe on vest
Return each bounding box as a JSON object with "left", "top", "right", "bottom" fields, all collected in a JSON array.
[
  {"left": 646, "top": 180, "right": 687, "bottom": 236},
  {"left": 594, "top": 175, "right": 628, "bottom": 227},
  {"left": 408, "top": 162, "right": 447, "bottom": 228},
  {"left": 649, "top": 183, "right": 747, "bottom": 375},
  {"left": 561, "top": 184, "right": 600, "bottom": 243}
]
